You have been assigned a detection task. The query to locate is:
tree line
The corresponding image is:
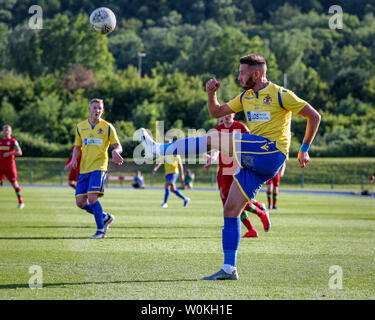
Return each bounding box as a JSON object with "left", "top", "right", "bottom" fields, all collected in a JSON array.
[{"left": 1, "top": 0, "right": 375, "bottom": 158}]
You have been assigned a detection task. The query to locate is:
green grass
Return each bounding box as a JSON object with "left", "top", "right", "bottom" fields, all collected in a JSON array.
[
  {"left": 0, "top": 186, "right": 374, "bottom": 300},
  {"left": 10, "top": 157, "right": 375, "bottom": 193}
]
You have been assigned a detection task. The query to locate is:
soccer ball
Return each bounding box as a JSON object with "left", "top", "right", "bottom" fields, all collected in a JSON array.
[{"left": 89, "top": 7, "right": 116, "bottom": 34}]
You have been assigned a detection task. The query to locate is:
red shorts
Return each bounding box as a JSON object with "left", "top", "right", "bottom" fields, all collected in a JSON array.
[
  {"left": 217, "top": 170, "right": 235, "bottom": 205},
  {"left": 266, "top": 171, "right": 280, "bottom": 187},
  {"left": 68, "top": 168, "right": 80, "bottom": 182},
  {"left": 0, "top": 163, "right": 18, "bottom": 183},
  {"left": 217, "top": 170, "right": 253, "bottom": 212}
]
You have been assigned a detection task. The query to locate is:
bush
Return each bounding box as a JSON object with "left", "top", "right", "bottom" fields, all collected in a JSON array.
[{"left": 14, "top": 131, "right": 70, "bottom": 157}]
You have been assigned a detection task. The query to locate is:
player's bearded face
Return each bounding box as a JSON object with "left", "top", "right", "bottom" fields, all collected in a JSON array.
[
  {"left": 243, "top": 77, "right": 255, "bottom": 90},
  {"left": 238, "top": 64, "right": 256, "bottom": 90}
]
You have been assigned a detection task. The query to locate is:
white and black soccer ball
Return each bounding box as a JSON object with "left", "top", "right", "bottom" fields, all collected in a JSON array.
[{"left": 89, "top": 7, "right": 116, "bottom": 34}]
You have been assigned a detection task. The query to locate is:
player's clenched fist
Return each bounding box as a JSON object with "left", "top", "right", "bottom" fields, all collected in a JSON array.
[
  {"left": 206, "top": 78, "right": 220, "bottom": 94},
  {"left": 297, "top": 151, "right": 310, "bottom": 168}
]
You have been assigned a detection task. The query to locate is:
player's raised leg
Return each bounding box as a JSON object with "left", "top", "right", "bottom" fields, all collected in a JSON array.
[
  {"left": 240, "top": 211, "right": 258, "bottom": 238},
  {"left": 243, "top": 201, "right": 271, "bottom": 233},
  {"left": 139, "top": 128, "right": 234, "bottom": 159}
]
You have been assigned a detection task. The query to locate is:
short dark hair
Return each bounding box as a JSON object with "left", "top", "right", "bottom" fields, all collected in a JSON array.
[{"left": 239, "top": 54, "right": 266, "bottom": 66}]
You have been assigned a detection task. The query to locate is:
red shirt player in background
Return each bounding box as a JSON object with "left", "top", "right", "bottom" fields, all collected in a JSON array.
[
  {"left": 266, "top": 161, "right": 286, "bottom": 210},
  {"left": 0, "top": 124, "right": 24, "bottom": 209},
  {"left": 204, "top": 114, "right": 271, "bottom": 238},
  {"left": 64, "top": 146, "right": 81, "bottom": 189}
]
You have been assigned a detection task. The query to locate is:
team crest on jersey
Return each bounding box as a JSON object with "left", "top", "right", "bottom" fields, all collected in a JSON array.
[
  {"left": 97, "top": 128, "right": 104, "bottom": 134},
  {"left": 263, "top": 94, "right": 272, "bottom": 105}
]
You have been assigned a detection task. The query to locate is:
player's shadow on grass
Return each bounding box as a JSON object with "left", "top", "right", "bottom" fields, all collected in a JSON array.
[{"left": 0, "top": 279, "right": 200, "bottom": 290}]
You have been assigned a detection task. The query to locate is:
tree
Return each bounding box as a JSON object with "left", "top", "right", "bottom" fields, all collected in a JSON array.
[
  {"left": 0, "top": 73, "right": 35, "bottom": 111},
  {"left": 0, "top": 97, "right": 18, "bottom": 127},
  {"left": 6, "top": 13, "right": 114, "bottom": 78},
  {"left": 61, "top": 65, "right": 97, "bottom": 92},
  {"left": 131, "top": 100, "right": 164, "bottom": 133},
  {"left": 108, "top": 29, "right": 145, "bottom": 70},
  {"left": 0, "top": 23, "right": 8, "bottom": 71},
  {"left": 332, "top": 68, "right": 370, "bottom": 101}
]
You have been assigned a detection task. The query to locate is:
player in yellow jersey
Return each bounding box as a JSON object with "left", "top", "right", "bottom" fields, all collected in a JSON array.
[
  {"left": 152, "top": 139, "right": 190, "bottom": 208},
  {"left": 139, "top": 54, "right": 321, "bottom": 280},
  {"left": 71, "top": 98, "right": 124, "bottom": 239}
]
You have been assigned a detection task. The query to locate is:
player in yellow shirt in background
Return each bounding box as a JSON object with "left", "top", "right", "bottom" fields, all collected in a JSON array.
[
  {"left": 71, "top": 98, "right": 124, "bottom": 239},
  {"left": 152, "top": 139, "right": 190, "bottom": 208},
  {"left": 139, "top": 54, "right": 321, "bottom": 280}
]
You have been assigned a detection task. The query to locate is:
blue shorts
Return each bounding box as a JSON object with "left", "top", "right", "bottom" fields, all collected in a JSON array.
[
  {"left": 165, "top": 173, "right": 179, "bottom": 185},
  {"left": 232, "top": 132, "right": 286, "bottom": 201},
  {"left": 75, "top": 170, "right": 107, "bottom": 198}
]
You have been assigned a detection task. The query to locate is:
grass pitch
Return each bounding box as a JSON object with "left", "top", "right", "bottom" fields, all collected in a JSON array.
[{"left": 0, "top": 186, "right": 374, "bottom": 300}]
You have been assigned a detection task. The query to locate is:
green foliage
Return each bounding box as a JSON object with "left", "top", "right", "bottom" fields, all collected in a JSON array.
[
  {"left": 0, "top": 97, "right": 18, "bottom": 126},
  {"left": 13, "top": 131, "right": 69, "bottom": 157},
  {"left": 5, "top": 13, "right": 114, "bottom": 78},
  {"left": 0, "top": 73, "right": 35, "bottom": 111},
  {"left": 1, "top": 1, "right": 375, "bottom": 156}
]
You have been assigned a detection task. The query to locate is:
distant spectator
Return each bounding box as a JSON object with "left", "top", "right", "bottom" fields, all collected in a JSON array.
[
  {"left": 183, "top": 169, "right": 195, "bottom": 190},
  {"left": 133, "top": 170, "right": 145, "bottom": 189}
]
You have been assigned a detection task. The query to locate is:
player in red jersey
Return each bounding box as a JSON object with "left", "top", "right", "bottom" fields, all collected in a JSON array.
[
  {"left": 64, "top": 146, "right": 81, "bottom": 189},
  {"left": 266, "top": 162, "right": 286, "bottom": 210},
  {"left": 0, "top": 125, "right": 24, "bottom": 209},
  {"left": 204, "top": 114, "right": 270, "bottom": 238}
]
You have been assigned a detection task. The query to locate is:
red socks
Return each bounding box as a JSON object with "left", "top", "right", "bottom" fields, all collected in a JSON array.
[
  {"left": 273, "top": 193, "right": 278, "bottom": 208},
  {"left": 240, "top": 211, "right": 256, "bottom": 231},
  {"left": 15, "top": 187, "right": 23, "bottom": 204}
]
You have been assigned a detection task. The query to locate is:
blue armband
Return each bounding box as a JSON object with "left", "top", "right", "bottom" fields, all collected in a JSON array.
[{"left": 299, "top": 142, "right": 310, "bottom": 153}]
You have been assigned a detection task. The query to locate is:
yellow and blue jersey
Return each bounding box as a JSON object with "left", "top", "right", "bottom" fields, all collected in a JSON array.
[
  {"left": 227, "top": 81, "right": 307, "bottom": 158},
  {"left": 74, "top": 119, "right": 120, "bottom": 174},
  {"left": 157, "top": 155, "right": 181, "bottom": 175}
]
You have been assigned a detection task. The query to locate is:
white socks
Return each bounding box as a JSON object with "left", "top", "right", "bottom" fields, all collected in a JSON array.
[{"left": 222, "top": 264, "right": 237, "bottom": 274}]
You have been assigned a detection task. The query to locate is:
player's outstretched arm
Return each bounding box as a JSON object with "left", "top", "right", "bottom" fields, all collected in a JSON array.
[
  {"left": 297, "top": 104, "right": 321, "bottom": 168},
  {"left": 152, "top": 163, "right": 162, "bottom": 174},
  {"left": 111, "top": 143, "right": 123, "bottom": 165},
  {"left": 204, "top": 149, "right": 219, "bottom": 171},
  {"left": 206, "top": 78, "right": 235, "bottom": 119}
]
